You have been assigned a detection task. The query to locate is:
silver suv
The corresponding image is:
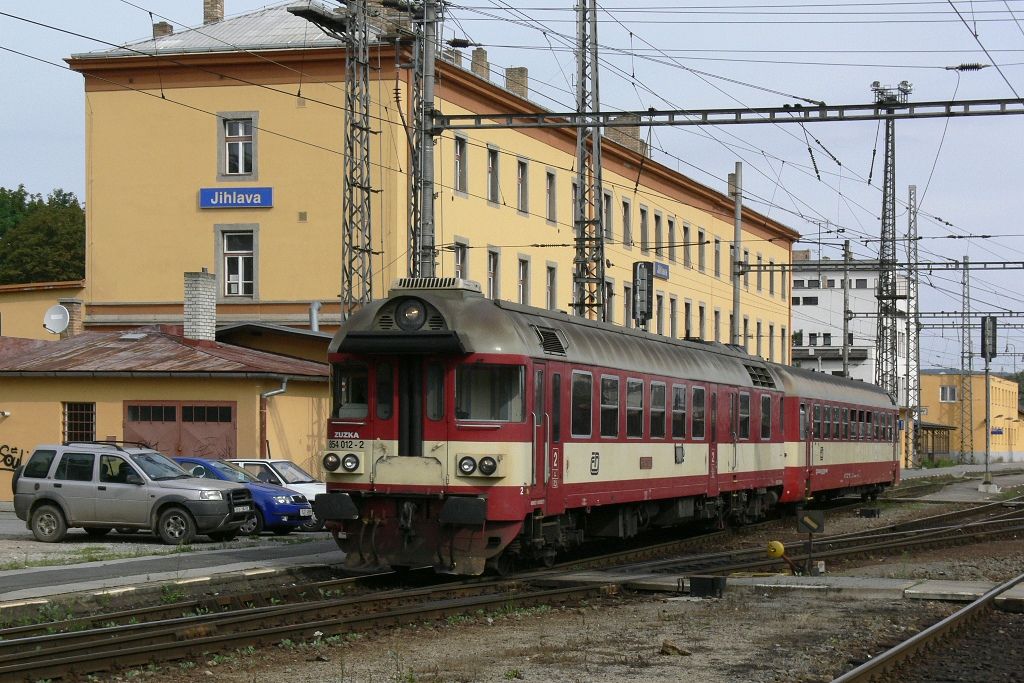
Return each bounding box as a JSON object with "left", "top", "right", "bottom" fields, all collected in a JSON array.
[{"left": 12, "top": 442, "right": 253, "bottom": 545}]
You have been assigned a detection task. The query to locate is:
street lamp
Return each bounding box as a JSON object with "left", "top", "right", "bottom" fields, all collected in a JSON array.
[{"left": 1006, "top": 343, "right": 1016, "bottom": 374}]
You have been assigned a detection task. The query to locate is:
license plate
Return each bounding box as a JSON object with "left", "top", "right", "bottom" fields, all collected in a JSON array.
[
  {"left": 328, "top": 438, "right": 365, "bottom": 450},
  {"left": 233, "top": 505, "right": 250, "bottom": 513},
  {"left": 299, "top": 508, "right": 313, "bottom": 517}
]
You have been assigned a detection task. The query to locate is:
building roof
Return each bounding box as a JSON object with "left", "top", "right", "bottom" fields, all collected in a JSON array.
[
  {"left": 72, "top": 2, "right": 367, "bottom": 59},
  {"left": 0, "top": 280, "right": 85, "bottom": 294},
  {"left": 216, "top": 322, "right": 332, "bottom": 341},
  {"left": 0, "top": 326, "right": 327, "bottom": 379}
]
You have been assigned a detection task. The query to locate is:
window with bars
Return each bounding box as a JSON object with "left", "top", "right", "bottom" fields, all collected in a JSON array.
[{"left": 63, "top": 402, "right": 96, "bottom": 442}]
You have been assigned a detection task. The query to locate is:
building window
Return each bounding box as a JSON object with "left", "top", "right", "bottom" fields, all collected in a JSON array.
[
  {"left": 940, "top": 385, "right": 958, "bottom": 402},
  {"left": 809, "top": 332, "right": 818, "bottom": 347},
  {"left": 624, "top": 284, "right": 633, "bottom": 326},
  {"left": 743, "top": 250, "right": 750, "bottom": 288},
  {"left": 756, "top": 321, "right": 763, "bottom": 357},
  {"left": 823, "top": 333, "right": 832, "bottom": 346},
  {"left": 855, "top": 278, "right": 868, "bottom": 289},
  {"left": 221, "top": 116, "right": 256, "bottom": 177},
  {"left": 517, "top": 258, "right": 529, "bottom": 305},
  {"left": 714, "top": 309, "right": 721, "bottom": 342},
  {"left": 743, "top": 316, "right": 750, "bottom": 351},
  {"left": 516, "top": 160, "right": 528, "bottom": 212},
  {"left": 63, "top": 402, "right": 96, "bottom": 442},
  {"left": 782, "top": 268, "right": 788, "bottom": 300},
  {"left": 656, "top": 294, "right": 664, "bottom": 335},
  {"left": 683, "top": 223, "right": 692, "bottom": 268},
  {"left": 714, "top": 238, "right": 721, "bottom": 278},
  {"left": 622, "top": 200, "right": 632, "bottom": 247},
  {"left": 793, "top": 297, "right": 801, "bottom": 306},
  {"left": 546, "top": 266, "right": 557, "bottom": 310},
  {"left": 684, "top": 301, "right": 692, "bottom": 338},
  {"left": 756, "top": 255, "right": 763, "bottom": 291},
  {"left": 487, "top": 148, "right": 500, "bottom": 203},
  {"left": 654, "top": 214, "right": 664, "bottom": 257},
  {"left": 793, "top": 279, "right": 805, "bottom": 289},
  {"left": 769, "top": 260, "right": 776, "bottom": 295},
  {"left": 454, "top": 136, "right": 468, "bottom": 193},
  {"left": 640, "top": 207, "right": 649, "bottom": 253},
  {"left": 545, "top": 171, "right": 556, "bottom": 222},
  {"left": 223, "top": 231, "right": 254, "bottom": 297},
  {"left": 781, "top": 326, "right": 787, "bottom": 363},
  {"left": 803, "top": 296, "right": 819, "bottom": 306},
  {"left": 827, "top": 278, "right": 836, "bottom": 288},
  {"left": 769, "top": 324, "right": 775, "bottom": 361},
  {"left": 698, "top": 304, "right": 706, "bottom": 339},
  {"left": 453, "top": 242, "right": 467, "bottom": 279},
  {"left": 603, "top": 191, "right": 613, "bottom": 240},
  {"left": 604, "top": 281, "right": 615, "bottom": 323},
  {"left": 698, "top": 229, "right": 706, "bottom": 272},
  {"left": 668, "top": 218, "right": 677, "bottom": 262},
  {"left": 487, "top": 250, "right": 499, "bottom": 299},
  {"left": 806, "top": 279, "right": 821, "bottom": 289},
  {"left": 670, "top": 298, "right": 678, "bottom": 338}
]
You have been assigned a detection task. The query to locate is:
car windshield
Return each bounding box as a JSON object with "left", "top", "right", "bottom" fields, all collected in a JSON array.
[
  {"left": 131, "top": 452, "right": 190, "bottom": 480},
  {"left": 273, "top": 461, "right": 318, "bottom": 484},
  {"left": 206, "top": 460, "right": 258, "bottom": 484}
]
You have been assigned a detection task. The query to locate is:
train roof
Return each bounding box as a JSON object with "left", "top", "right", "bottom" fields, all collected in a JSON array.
[{"left": 331, "top": 279, "right": 893, "bottom": 408}]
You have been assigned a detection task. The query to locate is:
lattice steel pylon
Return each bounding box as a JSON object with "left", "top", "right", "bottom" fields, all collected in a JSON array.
[
  {"left": 342, "top": 0, "right": 374, "bottom": 318},
  {"left": 407, "top": 0, "right": 441, "bottom": 278},
  {"left": 904, "top": 185, "right": 921, "bottom": 467},
  {"left": 871, "top": 81, "right": 910, "bottom": 402},
  {"left": 959, "top": 256, "right": 976, "bottom": 462},
  {"left": 572, "top": 0, "right": 606, "bottom": 320}
]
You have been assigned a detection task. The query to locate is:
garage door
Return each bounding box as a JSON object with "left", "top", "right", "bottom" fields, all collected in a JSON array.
[{"left": 123, "top": 401, "right": 237, "bottom": 457}]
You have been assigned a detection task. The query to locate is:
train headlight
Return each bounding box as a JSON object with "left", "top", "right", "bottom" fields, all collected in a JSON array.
[
  {"left": 323, "top": 453, "right": 341, "bottom": 471},
  {"left": 396, "top": 299, "right": 427, "bottom": 331},
  {"left": 478, "top": 456, "right": 498, "bottom": 476},
  {"left": 458, "top": 456, "right": 477, "bottom": 475},
  {"left": 341, "top": 453, "right": 360, "bottom": 472}
]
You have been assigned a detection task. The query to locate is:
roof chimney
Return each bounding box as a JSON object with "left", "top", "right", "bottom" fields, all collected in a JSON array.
[
  {"left": 604, "top": 114, "right": 648, "bottom": 157},
  {"left": 505, "top": 67, "right": 528, "bottom": 99},
  {"left": 471, "top": 47, "right": 489, "bottom": 81},
  {"left": 152, "top": 21, "right": 174, "bottom": 39},
  {"left": 203, "top": 0, "right": 224, "bottom": 25},
  {"left": 58, "top": 298, "right": 85, "bottom": 338},
  {"left": 184, "top": 269, "right": 217, "bottom": 342}
]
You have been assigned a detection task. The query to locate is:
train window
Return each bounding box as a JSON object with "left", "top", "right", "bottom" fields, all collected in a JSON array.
[
  {"left": 600, "top": 377, "right": 619, "bottom": 438},
  {"left": 842, "top": 408, "right": 849, "bottom": 439},
  {"left": 866, "top": 411, "right": 874, "bottom": 439},
  {"left": 691, "top": 387, "right": 706, "bottom": 439},
  {"left": 859, "top": 411, "right": 866, "bottom": 438},
  {"left": 799, "top": 403, "right": 807, "bottom": 440},
  {"left": 823, "top": 406, "right": 830, "bottom": 439},
  {"left": 650, "top": 383, "right": 667, "bottom": 439},
  {"left": 551, "top": 374, "right": 562, "bottom": 442},
  {"left": 455, "top": 364, "right": 525, "bottom": 422},
  {"left": 813, "top": 404, "right": 821, "bottom": 439},
  {"left": 671, "top": 385, "right": 687, "bottom": 438},
  {"left": 833, "top": 407, "right": 839, "bottom": 440},
  {"left": 779, "top": 398, "right": 785, "bottom": 436},
  {"left": 570, "top": 372, "right": 593, "bottom": 437},
  {"left": 738, "top": 393, "right": 750, "bottom": 440},
  {"left": 761, "top": 395, "right": 771, "bottom": 439},
  {"left": 426, "top": 363, "right": 445, "bottom": 421},
  {"left": 334, "top": 363, "right": 369, "bottom": 419},
  {"left": 376, "top": 363, "right": 393, "bottom": 420},
  {"left": 626, "top": 379, "right": 644, "bottom": 438}
]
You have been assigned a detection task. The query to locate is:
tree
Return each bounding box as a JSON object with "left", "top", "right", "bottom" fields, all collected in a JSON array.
[{"left": 0, "top": 187, "right": 85, "bottom": 284}]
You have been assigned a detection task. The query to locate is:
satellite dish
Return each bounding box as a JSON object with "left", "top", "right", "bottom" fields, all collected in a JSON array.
[{"left": 43, "top": 304, "right": 70, "bottom": 335}]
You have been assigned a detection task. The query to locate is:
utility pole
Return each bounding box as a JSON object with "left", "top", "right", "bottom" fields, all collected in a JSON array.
[
  {"left": 960, "top": 256, "right": 976, "bottom": 463},
  {"left": 572, "top": 0, "right": 605, "bottom": 320},
  {"left": 871, "top": 80, "right": 911, "bottom": 403},
  {"left": 729, "top": 162, "right": 742, "bottom": 346},
  {"left": 406, "top": 0, "right": 440, "bottom": 278},
  {"left": 980, "top": 316, "right": 1000, "bottom": 492},
  {"left": 904, "top": 185, "right": 921, "bottom": 467},
  {"left": 842, "top": 239, "right": 851, "bottom": 377},
  {"left": 288, "top": 1, "right": 375, "bottom": 318}
]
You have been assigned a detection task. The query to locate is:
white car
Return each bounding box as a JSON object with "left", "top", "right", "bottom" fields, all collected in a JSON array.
[{"left": 227, "top": 459, "right": 326, "bottom": 531}]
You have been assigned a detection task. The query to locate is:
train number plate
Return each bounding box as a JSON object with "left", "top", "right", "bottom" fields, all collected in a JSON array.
[
  {"left": 299, "top": 508, "right": 313, "bottom": 517},
  {"left": 328, "top": 439, "right": 365, "bottom": 450}
]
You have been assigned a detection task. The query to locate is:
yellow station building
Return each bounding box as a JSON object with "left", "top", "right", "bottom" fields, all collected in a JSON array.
[{"left": 919, "top": 370, "right": 1021, "bottom": 463}]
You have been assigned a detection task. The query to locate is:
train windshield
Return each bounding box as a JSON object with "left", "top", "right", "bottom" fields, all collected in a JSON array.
[
  {"left": 455, "top": 364, "right": 525, "bottom": 422},
  {"left": 334, "top": 363, "right": 369, "bottom": 419}
]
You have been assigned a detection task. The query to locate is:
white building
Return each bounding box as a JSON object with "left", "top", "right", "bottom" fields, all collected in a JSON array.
[{"left": 790, "top": 250, "right": 910, "bottom": 403}]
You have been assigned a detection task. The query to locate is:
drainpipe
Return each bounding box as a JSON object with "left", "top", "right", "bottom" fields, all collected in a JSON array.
[
  {"left": 259, "top": 378, "right": 289, "bottom": 458},
  {"left": 309, "top": 301, "right": 322, "bottom": 332}
]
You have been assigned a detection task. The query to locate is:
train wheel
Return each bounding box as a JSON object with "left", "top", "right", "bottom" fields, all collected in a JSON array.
[{"left": 486, "top": 551, "right": 514, "bottom": 577}]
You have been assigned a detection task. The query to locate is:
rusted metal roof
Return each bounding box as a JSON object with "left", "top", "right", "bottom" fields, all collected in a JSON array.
[
  {"left": 0, "top": 326, "right": 327, "bottom": 379},
  {"left": 0, "top": 337, "right": 52, "bottom": 358}
]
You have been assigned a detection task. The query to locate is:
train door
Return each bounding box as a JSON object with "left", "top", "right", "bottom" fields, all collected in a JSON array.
[
  {"left": 545, "top": 366, "right": 566, "bottom": 513},
  {"left": 420, "top": 358, "right": 449, "bottom": 465},
  {"left": 707, "top": 388, "right": 719, "bottom": 496},
  {"left": 532, "top": 363, "right": 548, "bottom": 501}
]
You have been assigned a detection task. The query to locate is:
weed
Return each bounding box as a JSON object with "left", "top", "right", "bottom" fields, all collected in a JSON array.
[
  {"left": 445, "top": 614, "right": 473, "bottom": 626},
  {"left": 160, "top": 584, "right": 187, "bottom": 605},
  {"left": 178, "top": 661, "right": 196, "bottom": 671},
  {"left": 278, "top": 638, "right": 295, "bottom": 649},
  {"left": 504, "top": 668, "right": 524, "bottom": 680},
  {"left": 238, "top": 645, "right": 256, "bottom": 656}
]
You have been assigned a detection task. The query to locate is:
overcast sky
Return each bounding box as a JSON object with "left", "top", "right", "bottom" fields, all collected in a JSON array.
[{"left": 2, "top": 1, "right": 1024, "bottom": 372}]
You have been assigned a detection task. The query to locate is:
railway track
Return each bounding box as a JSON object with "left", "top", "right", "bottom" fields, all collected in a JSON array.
[{"left": 830, "top": 570, "right": 1024, "bottom": 683}]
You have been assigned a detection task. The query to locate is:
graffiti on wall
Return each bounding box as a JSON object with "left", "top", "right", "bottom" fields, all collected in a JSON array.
[{"left": 0, "top": 444, "right": 25, "bottom": 472}]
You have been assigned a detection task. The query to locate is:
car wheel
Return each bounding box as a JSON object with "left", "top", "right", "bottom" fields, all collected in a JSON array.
[
  {"left": 208, "top": 530, "right": 237, "bottom": 542},
  {"left": 84, "top": 527, "right": 112, "bottom": 538},
  {"left": 300, "top": 514, "right": 325, "bottom": 532},
  {"left": 239, "top": 510, "right": 264, "bottom": 536},
  {"left": 272, "top": 527, "right": 293, "bottom": 536},
  {"left": 156, "top": 507, "right": 196, "bottom": 545},
  {"left": 115, "top": 527, "right": 139, "bottom": 535},
  {"left": 30, "top": 504, "right": 68, "bottom": 543}
]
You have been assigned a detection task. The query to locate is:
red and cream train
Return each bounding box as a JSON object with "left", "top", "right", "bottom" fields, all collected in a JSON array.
[{"left": 313, "top": 278, "right": 899, "bottom": 575}]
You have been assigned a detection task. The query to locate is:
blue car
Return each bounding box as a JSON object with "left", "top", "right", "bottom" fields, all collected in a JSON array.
[{"left": 175, "top": 457, "right": 313, "bottom": 536}]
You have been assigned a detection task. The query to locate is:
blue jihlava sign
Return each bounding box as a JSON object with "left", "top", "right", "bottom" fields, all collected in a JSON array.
[
  {"left": 199, "top": 187, "right": 273, "bottom": 208},
  {"left": 653, "top": 262, "right": 670, "bottom": 280}
]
